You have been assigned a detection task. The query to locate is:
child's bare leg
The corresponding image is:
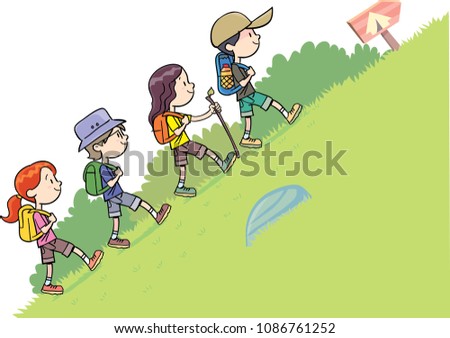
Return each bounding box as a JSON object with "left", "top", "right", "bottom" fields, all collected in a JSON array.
[
  {"left": 271, "top": 100, "right": 283, "bottom": 111},
  {"left": 180, "top": 166, "right": 186, "bottom": 181},
  {"left": 73, "top": 247, "right": 91, "bottom": 265},
  {"left": 140, "top": 200, "right": 152, "bottom": 211},
  {"left": 178, "top": 166, "right": 187, "bottom": 187},
  {"left": 243, "top": 117, "right": 252, "bottom": 139},
  {"left": 73, "top": 247, "right": 84, "bottom": 258},
  {"left": 112, "top": 217, "right": 120, "bottom": 235},
  {"left": 46, "top": 263, "right": 53, "bottom": 281},
  {"left": 140, "top": 200, "right": 159, "bottom": 219}
]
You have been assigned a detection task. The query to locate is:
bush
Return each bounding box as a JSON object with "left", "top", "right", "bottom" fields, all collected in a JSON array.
[{"left": 252, "top": 42, "right": 381, "bottom": 137}]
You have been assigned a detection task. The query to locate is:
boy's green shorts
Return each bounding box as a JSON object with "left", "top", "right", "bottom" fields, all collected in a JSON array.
[{"left": 239, "top": 92, "right": 273, "bottom": 118}]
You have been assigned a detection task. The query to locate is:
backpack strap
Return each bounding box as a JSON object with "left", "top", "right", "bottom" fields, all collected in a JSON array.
[
  {"left": 234, "top": 62, "right": 250, "bottom": 71},
  {"left": 162, "top": 112, "right": 188, "bottom": 143},
  {"left": 102, "top": 163, "right": 118, "bottom": 171},
  {"left": 33, "top": 209, "right": 52, "bottom": 218},
  {"left": 162, "top": 112, "right": 185, "bottom": 119}
]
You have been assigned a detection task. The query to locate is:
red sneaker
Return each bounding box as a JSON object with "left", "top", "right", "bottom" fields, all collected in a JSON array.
[
  {"left": 108, "top": 237, "right": 130, "bottom": 249},
  {"left": 41, "top": 284, "right": 64, "bottom": 295},
  {"left": 88, "top": 250, "right": 104, "bottom": 271},
  {"left": 155, "top": 204, "right": 171, "bottom": 225}
]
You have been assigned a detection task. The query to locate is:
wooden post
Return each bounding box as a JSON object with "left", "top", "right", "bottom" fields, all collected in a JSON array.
[{"left": 381, "top": 29, "right": 400, "bottom": 51}]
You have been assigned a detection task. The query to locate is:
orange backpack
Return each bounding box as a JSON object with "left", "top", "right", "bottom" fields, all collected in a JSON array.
[{"left": 152, "top": 112, "right": 184, "bottom": 145}]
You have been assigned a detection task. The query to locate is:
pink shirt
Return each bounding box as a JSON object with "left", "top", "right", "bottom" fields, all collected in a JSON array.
[{"left": 34, "top": 212, "right": 57, "bottom": 247}]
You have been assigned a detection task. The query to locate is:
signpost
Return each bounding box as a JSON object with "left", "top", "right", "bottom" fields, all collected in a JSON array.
[{"left": 348, "top": 1, "right": 402, "bottom": 51}]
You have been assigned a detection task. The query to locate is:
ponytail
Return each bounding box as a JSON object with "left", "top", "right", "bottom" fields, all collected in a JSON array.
[{"left": 1, "top": 195, "right": 22, "bottom": 223}]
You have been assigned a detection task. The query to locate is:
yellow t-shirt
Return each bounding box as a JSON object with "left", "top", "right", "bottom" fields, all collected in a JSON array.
[{"left": 166, "top": 113, "right": 192, "bottom": 150}]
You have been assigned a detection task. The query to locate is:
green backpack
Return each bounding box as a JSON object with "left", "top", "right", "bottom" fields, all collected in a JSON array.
[{"left": 83, "top": 161, "right": 116, "bottom": 196}]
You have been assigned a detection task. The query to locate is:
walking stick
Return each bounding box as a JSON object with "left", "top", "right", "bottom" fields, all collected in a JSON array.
[{"left": 205, "top": 87, "right": 240, "bottom": 158}]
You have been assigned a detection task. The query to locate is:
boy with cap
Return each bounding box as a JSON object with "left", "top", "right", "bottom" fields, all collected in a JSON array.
[
  {"left": 75, "top": 108, "right": 171, "bottom": 249},
  {"left": 210, "top": 7, "right": 302, "bottom": 148}
]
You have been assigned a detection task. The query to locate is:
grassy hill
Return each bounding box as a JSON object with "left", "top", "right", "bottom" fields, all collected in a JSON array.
[{"left": 18, "top": 15, "right": 449, "bottom": 317}]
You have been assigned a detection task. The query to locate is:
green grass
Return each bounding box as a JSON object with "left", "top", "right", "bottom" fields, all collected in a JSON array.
[{"left": 17, "top": 15, "right": 449, "bottom": 317}]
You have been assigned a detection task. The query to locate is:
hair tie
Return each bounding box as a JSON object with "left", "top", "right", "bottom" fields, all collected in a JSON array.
[{"left": 16, "top": 195, "right": 22, "bottom": 200}]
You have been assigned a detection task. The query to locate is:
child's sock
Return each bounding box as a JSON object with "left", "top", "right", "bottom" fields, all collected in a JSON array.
[
  {"left": 111, "top": 231, "right": 118, "bottom": 240},
  {"left": 81, "top": 254, "right": 89, "bottom": 265},
  {"left": 148, "top": 207, "right": 157, "bottom": 219},
  {"left": 177, "top": 179, "right": 185, "bottom": 188},
  {"left": 211, "top": 154, "right": 223, "bottom": 168},
  {"left": 44, "top": 277, "right": 52, "bottom": 286},
  {"left": 279, "top": 107, "right": 289, "bottom": 119},
  {"left": 243, "top": 130, "right": 250, "bottom": 139}
]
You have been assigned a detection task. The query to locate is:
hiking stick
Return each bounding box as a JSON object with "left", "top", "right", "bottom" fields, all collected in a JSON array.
[{"left": 206, "top": 87, "right": 240, "bottom": 158}]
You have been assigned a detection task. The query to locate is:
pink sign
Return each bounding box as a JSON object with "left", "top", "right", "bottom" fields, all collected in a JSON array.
[{"left": 348, "top": 1, "right": 401, "bottom": 43}]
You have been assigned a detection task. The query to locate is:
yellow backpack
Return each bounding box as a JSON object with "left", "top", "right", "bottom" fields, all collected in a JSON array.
[{"left": 18, "top": 205, "right": 51, "bottom": 242}]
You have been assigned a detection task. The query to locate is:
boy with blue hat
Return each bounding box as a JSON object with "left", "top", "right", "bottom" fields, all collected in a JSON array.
[{"left": 75, "top": 108, "right": 171, "bottom": 249}]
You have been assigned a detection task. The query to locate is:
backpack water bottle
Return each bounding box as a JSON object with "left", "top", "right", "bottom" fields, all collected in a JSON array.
[
  {"left": 215, "top": 52, "right": 249, "bottom": 96},
  {"left": 220, "top": 64, "right": 234, "bottom": 89}
]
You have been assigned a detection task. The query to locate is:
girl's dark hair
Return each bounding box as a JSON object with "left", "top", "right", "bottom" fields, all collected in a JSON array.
[
  {"left": 218, "top": 33, "right": 240, "bottom": 55},
  {"left": 148, "top": 64, "right": 183, "bottom": 127}
]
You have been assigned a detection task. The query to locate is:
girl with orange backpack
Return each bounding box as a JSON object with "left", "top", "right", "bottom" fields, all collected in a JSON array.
[
  {"left": 148, "top": 64, "right": 236, "bottom": 197},
  {"left": 0, "top": 161, "right": 104, "bottom": 295}
]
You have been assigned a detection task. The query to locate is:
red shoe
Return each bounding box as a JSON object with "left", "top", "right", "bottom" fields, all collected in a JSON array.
[
  {"left": 155, "top": 204, "right": 171, "bottom": 225},
  {"left": 108, "top": 237, "right": 130, "bottom": 249},
  {"left": 88, "top": 250, "right": 104, "bottom": 271},
  {"left": 41, "top": 284, "right": 64, "bottom": 295}
]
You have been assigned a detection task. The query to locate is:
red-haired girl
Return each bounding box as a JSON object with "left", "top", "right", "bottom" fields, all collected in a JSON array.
[{"left": 1, "top": 161, "right": 104, "bottom": 295}]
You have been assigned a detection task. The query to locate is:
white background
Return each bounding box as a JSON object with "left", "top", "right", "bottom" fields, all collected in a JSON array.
[{"left": 0, "top": 1, "right": 448, "bottom": 336}]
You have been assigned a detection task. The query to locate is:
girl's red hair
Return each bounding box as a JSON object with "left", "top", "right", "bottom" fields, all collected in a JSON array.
[{"left": 1, "top": 161, "right": 56, "bottom": 223}]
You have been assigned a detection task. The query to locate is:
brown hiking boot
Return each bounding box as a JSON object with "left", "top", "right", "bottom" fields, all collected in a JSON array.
[
  {"left": 155, "top": 203, "right": 171, "bottom": 225},
  {"left": 41, "top": 284, "right": 64, "bottom": 295},
  {"left": 88, "top": 250, "right": 104, "bottom": 271},
  {"left": 240, "top": 137, "right": 262, "bottom": 148},
  {"left": 108, "top": 237, "right": 130, "bottom": 249},
  {"left": 286, "top": 103, "right": 303, "bottom": 124}
]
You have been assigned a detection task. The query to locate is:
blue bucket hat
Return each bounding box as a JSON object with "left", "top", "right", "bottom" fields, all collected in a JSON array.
[{"left": 74, "top": 108, "right": 126, "bottom": 151}]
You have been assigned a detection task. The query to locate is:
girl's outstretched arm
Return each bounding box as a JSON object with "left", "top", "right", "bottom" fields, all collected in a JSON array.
[{"left": 191, "top": 102, "right": 221, "bottom": 122}]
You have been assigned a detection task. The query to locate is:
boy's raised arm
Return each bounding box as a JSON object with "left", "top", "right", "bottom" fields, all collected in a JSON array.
[
  {"left": 101, "top": 166, "right": 122, "bottom": 187},
  {"left": 232, "top": 65, "right": 254, "bottom": 88}
]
